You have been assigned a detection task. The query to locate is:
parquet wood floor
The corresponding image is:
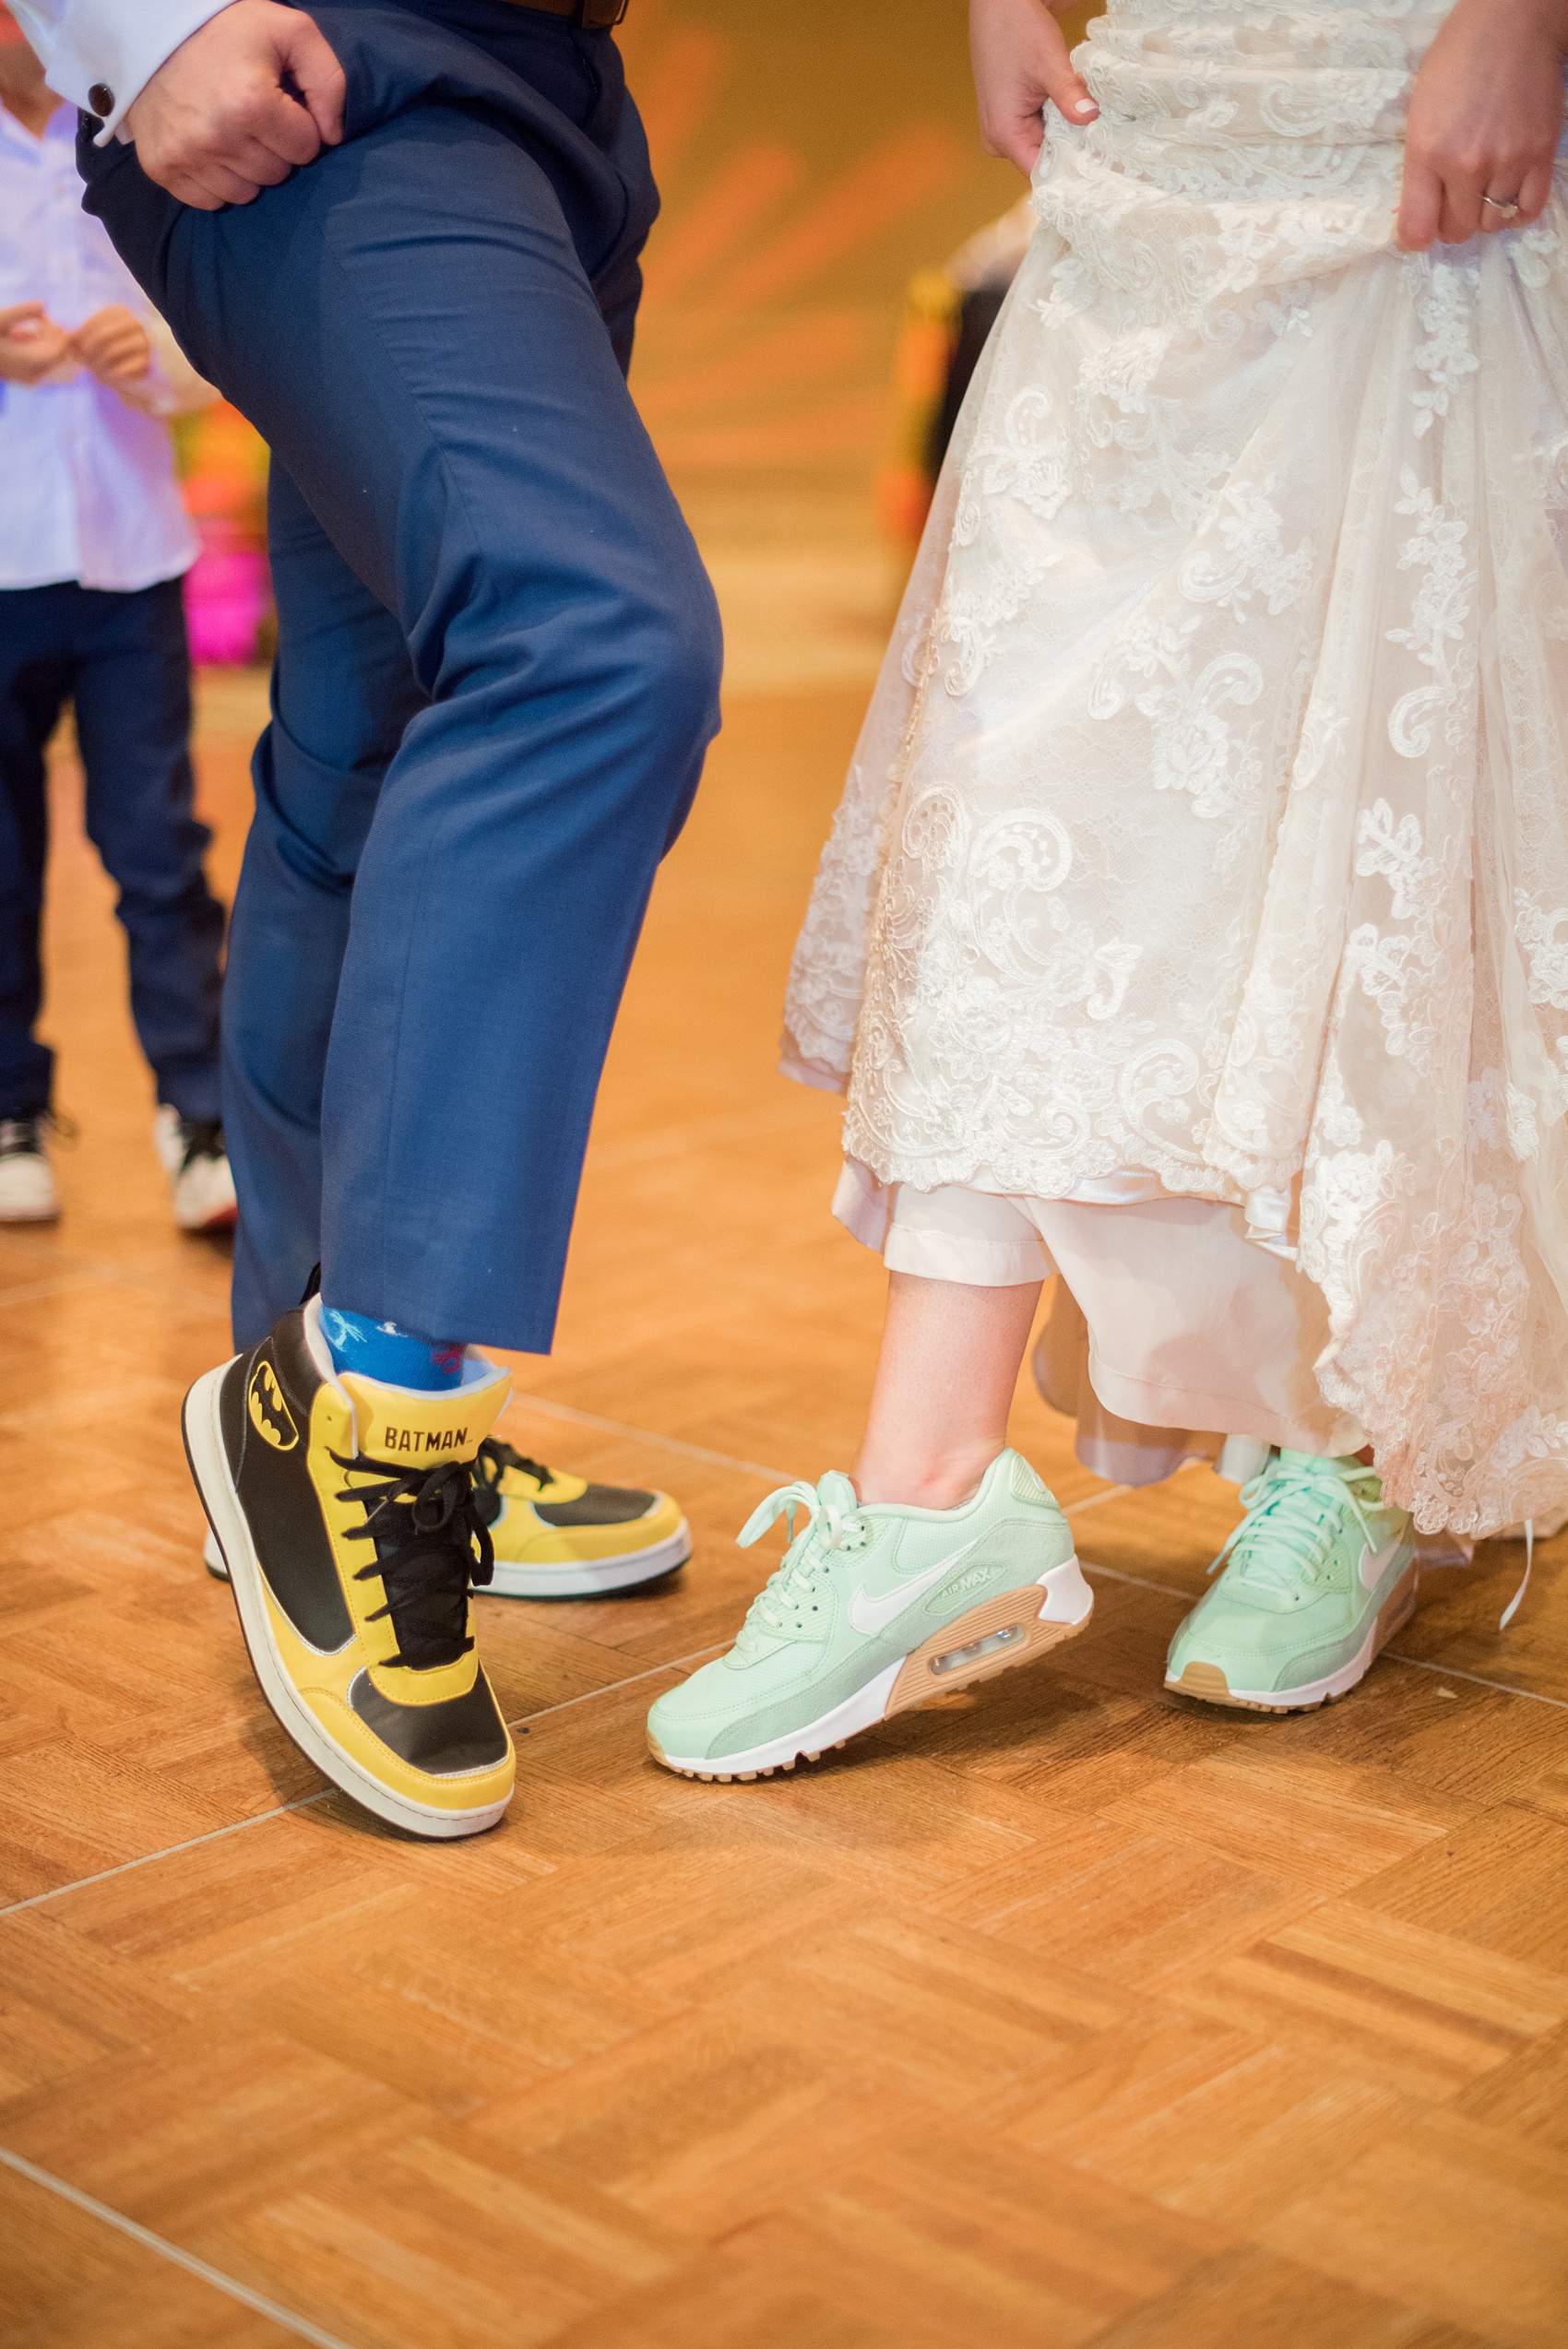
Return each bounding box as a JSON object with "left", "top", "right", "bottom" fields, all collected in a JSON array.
[
  {"left": 3, "top": 9, "right": 1565, "bottom": 2332},
  {"left": 2, "top": 648, "right": 1565, "bottom": 2349}
]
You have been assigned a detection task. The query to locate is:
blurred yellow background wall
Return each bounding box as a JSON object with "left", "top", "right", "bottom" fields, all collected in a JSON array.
[{"left": 181, "top": 1, "right": 1107, "bottom": 672}]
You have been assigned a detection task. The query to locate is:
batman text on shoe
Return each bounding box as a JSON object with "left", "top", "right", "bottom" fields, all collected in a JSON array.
[
  {"left": 646, "top": 1450, "right": 1093, "bottom": 1782},
  {"left": 183, "top": 1296, "right": 516, "bottom": 1837}
]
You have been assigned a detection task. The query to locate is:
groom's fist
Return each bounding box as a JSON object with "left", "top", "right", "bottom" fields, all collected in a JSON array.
[{"left": 124, "top": 0, "right": 345, "bottom": 212}]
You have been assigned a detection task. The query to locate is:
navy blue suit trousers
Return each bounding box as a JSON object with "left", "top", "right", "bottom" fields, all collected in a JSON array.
[{"left": 80, "top": 0, "right": 723, "bottom": 1348}]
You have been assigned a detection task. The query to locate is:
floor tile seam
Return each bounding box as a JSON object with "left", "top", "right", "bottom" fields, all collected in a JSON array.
[
  {"left": 0, "top": 1271, "right": 121, "bottom": 1310},
  {"left": 0, "top": 1228, "right": 185, "bottom": 1280},
  {"left": 581, "top": 1097, "right": 832, "bottom": 1174},
  {"left": 505, "top": 1642, "right": 731, "bottom": 1728},
  {"left": 4, "top": 1484, "right": 1559, "bottom": 1923},
  {"left": 0, "top": 2144, "right": 366, "bottom": 2349},
  {"left": 507, "top": 1394, "right": 1134, "bottom": 1515},
  {"left": 0, "top": 1644, "right": 728, "bottom": 1920},
  {"left": 505, "top": 1392, "right": 801, "bottom": 1486},
  {"left": 0, "top": 1791, "right": 331, "bottom": 1918},
  {"left": 0, "top": 1251, "right": 230, "bottom": 1321}
]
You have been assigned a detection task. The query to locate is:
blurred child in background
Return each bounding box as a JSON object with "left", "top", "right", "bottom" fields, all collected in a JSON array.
[{"left": 0, "top": 4, "right": 235, "bottom": 1232}]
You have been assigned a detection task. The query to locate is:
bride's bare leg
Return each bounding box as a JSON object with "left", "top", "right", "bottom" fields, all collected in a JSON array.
[{"left": 852, "top": 1271, "right": 1042, "bottom": 1510}]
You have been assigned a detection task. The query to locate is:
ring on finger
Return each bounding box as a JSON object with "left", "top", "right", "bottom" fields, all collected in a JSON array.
[{"left": 1481, "top": 193, "right": 1521, "bottom": 220}]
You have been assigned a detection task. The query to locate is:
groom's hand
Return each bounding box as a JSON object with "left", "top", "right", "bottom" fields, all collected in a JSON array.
[
  {"left": 970, "top": 0, "right": 1099, "bottom": 178},
  {"left": 123, "top": 0, "right": 345, "bottom": 212}
]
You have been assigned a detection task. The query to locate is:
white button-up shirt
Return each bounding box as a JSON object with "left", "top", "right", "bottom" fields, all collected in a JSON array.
[
  {"left": 0, "top": 99, "right": 213, "bottom": 591},
  {"left": 11, "top": 0, "right": 231, "bottom": 143}
]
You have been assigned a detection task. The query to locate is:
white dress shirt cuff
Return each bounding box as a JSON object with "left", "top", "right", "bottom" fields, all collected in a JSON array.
[{"left": 18, "top": 0, "right": 238, "bottom": 143}]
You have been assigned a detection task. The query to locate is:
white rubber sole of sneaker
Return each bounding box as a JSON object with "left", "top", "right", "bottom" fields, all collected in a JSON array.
[
  {"left": 0, "top": 1160, "right": 61, "bottom": 1222},
  {"left": 184, "top": 1361, "right": 512, "bottom": 1840},
  {"left": 486, "top": 1524, "right": 692, "bottom": 1599},
  {"left": 172, "top": 1172, "right": 238, "bottom": 1232},
  {"left": 648, "top": 1554, "right": 1094, "bottom": 1783},
  {"left": 174, "top": 1196, "right": 239, "bottom": 1234},
  {"left": 1164, "top": 1560, "right": 1420, "bottom": 1714},
  {"left": 204, "top": 1520, "right": 692, "bottom": 1597}
]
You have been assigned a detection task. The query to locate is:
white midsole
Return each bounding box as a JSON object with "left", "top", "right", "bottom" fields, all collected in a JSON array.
[
  {"left": 1170, "top": 1555, "right": 1419, "bottom": 1710},
  {"left": 485, "top": 1522, "right": 692, "bottom": 1598},
  {"left": 207, "top": 1517, "right": 691, "bottom": 1597},
  {"left": 184, "top": 1360, "right": 511, "bottom": 1839},
  {"left": 657, "top": 1553, "right": 1093, "bottom": 1778}
]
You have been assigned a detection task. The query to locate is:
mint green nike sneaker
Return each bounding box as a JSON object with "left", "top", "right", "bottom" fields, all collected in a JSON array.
[
  {"left": 647, "top": 1450, "right": 1093, "bottom": 1782},
  {"left": 1165, "top": 1449, "right": 1418, "bottom": 1713}
]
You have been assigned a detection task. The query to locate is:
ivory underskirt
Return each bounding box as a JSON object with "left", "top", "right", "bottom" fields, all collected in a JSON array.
[{"left": 832, "top": 1156, "right": 1363, "bottom": 1483}]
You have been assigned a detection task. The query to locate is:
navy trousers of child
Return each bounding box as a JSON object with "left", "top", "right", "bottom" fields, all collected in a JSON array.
[
  {"left": 0, "top": 577, "right": 224, "bottom": 1126},
  {"left": 79, "top": 0, "right": 723, "bottom": 1350}
]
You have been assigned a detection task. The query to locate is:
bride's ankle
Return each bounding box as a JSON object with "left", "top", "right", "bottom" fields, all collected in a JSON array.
[{"left": 852, "top": 1448, "right": 1000, "bottom": 1513}]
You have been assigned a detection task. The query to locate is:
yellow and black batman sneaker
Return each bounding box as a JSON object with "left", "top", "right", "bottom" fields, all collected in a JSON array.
[
  {"left": 470, "top": 1439, "right": 690, "bottom": 1598},
  {"left": 183, "top": 1296, "right": 516, "bottom": 1839}
]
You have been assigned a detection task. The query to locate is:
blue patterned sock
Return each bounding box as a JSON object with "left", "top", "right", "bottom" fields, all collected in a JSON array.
[{"left": 320, "top": 1304, "right": 465, "bottom": 1391}]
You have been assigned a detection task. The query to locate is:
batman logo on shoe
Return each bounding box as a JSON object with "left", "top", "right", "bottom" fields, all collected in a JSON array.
[{"left": 247, "top": 1360, "right": 299, "bottom": 1452}]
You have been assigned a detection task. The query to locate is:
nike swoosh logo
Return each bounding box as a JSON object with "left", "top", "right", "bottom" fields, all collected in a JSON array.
[
  {"left": 849, "top": 1540, "right": 981, "bottom": 1638},
  {"left": 1359, "top": 1536, "right": 1407, "bottom": 1593}
]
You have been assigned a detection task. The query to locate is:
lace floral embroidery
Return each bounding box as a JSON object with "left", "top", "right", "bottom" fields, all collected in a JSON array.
[{"left": 783, "top": 0, "right": 1568, "bottom": 1534}]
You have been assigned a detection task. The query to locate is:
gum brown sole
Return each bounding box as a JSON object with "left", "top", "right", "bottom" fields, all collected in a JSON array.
[
  {"left": 1164, "top": 1568, "right": 1420, "bottom": 1714},
  {"left": 647, "top": 1579, "right": 1093, "bottom": 1784},
  {"left": 1162, "top": 1660, "right": 1348, "bottom": 1714}
]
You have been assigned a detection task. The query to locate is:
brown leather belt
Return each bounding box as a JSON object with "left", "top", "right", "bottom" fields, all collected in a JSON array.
[{"left": 506, "top": 0, "right": 629, "bottom": 24}]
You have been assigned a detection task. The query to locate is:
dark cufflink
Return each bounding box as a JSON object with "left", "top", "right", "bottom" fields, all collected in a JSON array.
[{"left": 88, "top": 81, "right": 115, "bottom": 115}]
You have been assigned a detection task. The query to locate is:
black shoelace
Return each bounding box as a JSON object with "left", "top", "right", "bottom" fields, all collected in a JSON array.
[
  {"left": 0, "top": 1118, "right": 42, "bottom": 1160},
  {"left": 178, "top": 1116, "right": 227, "bottom": 1171},
  {"left": 470, "top": 1438, "right": 553, "bottom": 1527},
  {"left": 0, "top": 1109, "right": 75, "bottom": 1157},
  {"left": 330, "top": 1451, "right": 495, "bottom": 1670}
]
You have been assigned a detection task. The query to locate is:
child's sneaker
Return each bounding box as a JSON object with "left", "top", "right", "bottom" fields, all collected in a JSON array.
[
  {"left": 154, "top": 1106, "right": 237, "bottom": 1232},
  {"left": 647, "top": 1450, "right": 1092, "bottom": 1782},
  {"left": 0, "top": 1117, "right": 60, "bottom": 1223},
  {"left": 1165, "top": 1449, "right": 1418, "bottom": 1712}
]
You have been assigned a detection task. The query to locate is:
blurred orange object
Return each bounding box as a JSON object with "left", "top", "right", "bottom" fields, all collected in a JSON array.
[
  {"left": 172, "top": 398, "right": 272, "bottom": 666},
  {"left": 875, "top": 267, "right": 961, "bottom": 551}
]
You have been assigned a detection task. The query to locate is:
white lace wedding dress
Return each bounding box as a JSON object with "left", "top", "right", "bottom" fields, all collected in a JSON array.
[{"left": 782, "top": 0, "right": 1568, "bottom": 1536}]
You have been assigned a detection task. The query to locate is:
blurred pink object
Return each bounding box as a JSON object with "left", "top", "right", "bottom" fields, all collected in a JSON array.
[{"left": 183, "top": 544, "right": 269, "bottom": 666}]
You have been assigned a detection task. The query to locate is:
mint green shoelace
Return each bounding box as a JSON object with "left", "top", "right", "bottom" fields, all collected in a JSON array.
[
  {"left": 1207, "top": 1453, "right": 1381, "bottom": 1597},
  {"left": 735, "top": 1477, "right": 867, "bottom": 1646}
]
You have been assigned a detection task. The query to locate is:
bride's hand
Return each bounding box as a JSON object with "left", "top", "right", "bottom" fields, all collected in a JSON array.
[
  {"left": 1398, "top": 0, "right": 1568, "bottom": 249},
  {"left": 969, "top": 0, "right": 1099, "bottom": 178}
]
